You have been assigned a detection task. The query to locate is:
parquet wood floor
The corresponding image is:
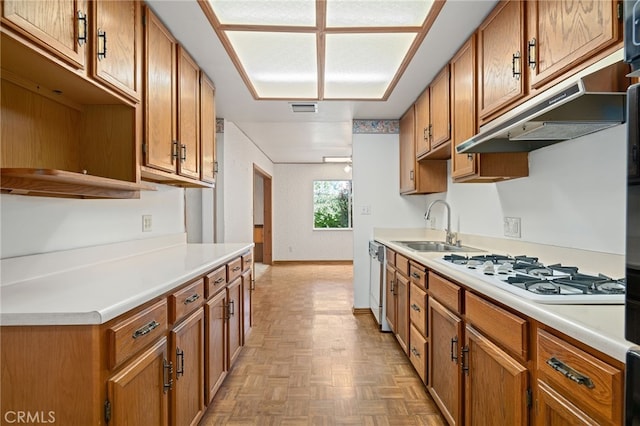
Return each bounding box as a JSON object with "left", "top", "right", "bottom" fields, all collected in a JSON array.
[{"left": 199, "top": 263, "right": 446, "bottom": 426}]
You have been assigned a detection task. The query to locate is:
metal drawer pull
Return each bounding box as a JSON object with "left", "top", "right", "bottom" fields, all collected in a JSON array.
[
  {"left": 410, "top": 303, "right": 421, "bottom": 312},
  {"left": 451, "top": 336, "right": 458, "bottom": 363},
  {"left": 184, "top": 294, "right": 200, "bottom": 304},
  {"left": 176, "top": 348, "right": 185, "bottom": 377},
  {"left": 132, "top": 320, "right": 160, "bottom": 339},
  {"left": 411, "top": 272, "right": 421, "bottom": 279},
  {"left": 232, "top": 266, "right": 241, "bottom": 272},
  {"left": 411, "top": 347, "right": 421, "bottom": 358},
  {"left": 163, "top": 359, "right": 173, "bottom": 393},
  {"left": 214, "top": 277, "right": 225, "bottom": 284},
  {"left": 546, "top": 357, "right": 595, "bottom": 389}
]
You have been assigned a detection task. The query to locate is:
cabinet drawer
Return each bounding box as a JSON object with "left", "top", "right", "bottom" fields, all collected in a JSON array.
[
  {"left": 409, "top": 282, "right": 427, "bottom": 336},
  {"left": 395, "top": 253, "right": 409, "bottom": 276},
  {"left": 169, "top": 278, "right": 205, "bottom": 323},
  {"left": 227, "top": 257, "right": 242, "bottom": 282},
  {"left": 205, "top": 265, "right": 227, "bottom": 298},
  {"left": 536, "top": 329, "right": 623, "bottom": 425},
  {"left": 242, "top": 252, "right": 253, "bottom": 272},
  {"left": 385, "top": 248, "right": 396, "bottom": 266},
  {"left": 428, "top": 272, "right": 461, "bottom": 314},
  {"left": 409, "top": 261, "right": 427, "bottom": 290},
  {"left": 409, "top": 323, "right": 427, "bottom": 384},
  {"left": 465, "top": 292, "right": 527, "bottom": 360},
  {"left": 107, "top": 299, "right": 168, "bottom": 369}
]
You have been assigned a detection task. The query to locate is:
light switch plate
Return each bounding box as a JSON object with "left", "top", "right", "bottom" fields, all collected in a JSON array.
[
  {"left": 504, "top": 217, "right": 521, "bottom": 238},
  {"left": 142, "top": 215, "right": 152, "bottom": 232}
]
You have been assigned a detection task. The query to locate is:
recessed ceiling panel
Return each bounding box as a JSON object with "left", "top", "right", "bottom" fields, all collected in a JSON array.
[
  {"left": 324, "top": 33, "right": 416, "bottom": 99},
  {"left": 226, "top": 31, "right": 318, "bottom": 98},
  {"left": 326, "top": 0, "right": 434, "bottom": 27},
  {"left": 208, "top": 0, "right": 316, "bottom": 27}
]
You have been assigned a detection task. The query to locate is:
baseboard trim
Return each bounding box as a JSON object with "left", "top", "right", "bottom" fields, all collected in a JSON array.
[
  {"left": 272, "top": 260, "right": 353, "bottom": 265},
  {"left": 352, "top": 307, "right": 372, "bottom": 315}
]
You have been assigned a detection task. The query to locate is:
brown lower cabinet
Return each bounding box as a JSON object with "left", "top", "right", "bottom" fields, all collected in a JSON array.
[
  {"left": 384, "top": 255, "right": 625, "bottom": 426},
  {"left": 0, "top": 250, "right": 253, "bottom": 425}
]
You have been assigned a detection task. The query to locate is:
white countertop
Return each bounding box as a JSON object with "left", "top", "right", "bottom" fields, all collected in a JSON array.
[
  {"left": 0, "top": 235, "right": 253, "bottom": 326},
  {"left": 374, "top": 228, "right": 633, "bottom": 363}
]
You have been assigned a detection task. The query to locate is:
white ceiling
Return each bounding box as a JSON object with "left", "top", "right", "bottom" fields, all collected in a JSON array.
[{"left": 146, "top": 0, "right": 500, "bottom": 164}]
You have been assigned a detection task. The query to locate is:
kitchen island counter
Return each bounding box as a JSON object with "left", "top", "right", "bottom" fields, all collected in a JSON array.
[
  {"left": 0, "top": 234, "right": 253, "bottom": 326},
  {"left": 375, "top": 228, "right": 631, "bottom": 363}
]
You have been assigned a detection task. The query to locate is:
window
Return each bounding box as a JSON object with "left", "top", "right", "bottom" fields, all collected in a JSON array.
[{"left": 313, "top": 180, "right": 352, "bottom": 229}]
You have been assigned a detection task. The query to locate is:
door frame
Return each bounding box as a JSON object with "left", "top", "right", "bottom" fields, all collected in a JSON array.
[{"left": 253, "top": 164, "right": 273, "bottom": 265}]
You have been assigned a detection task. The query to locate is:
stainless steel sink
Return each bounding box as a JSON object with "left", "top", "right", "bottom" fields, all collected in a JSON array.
[{"left": 392, "top": 240, "right": 482, "bottom": 253}]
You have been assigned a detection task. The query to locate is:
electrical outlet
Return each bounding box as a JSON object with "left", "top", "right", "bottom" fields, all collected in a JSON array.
[
  {"left": 504, "top": 217, "right": 521, "bottom": 238},
  {"left": 142, "top": 215, "right": 152, "bottom": 232},
  {"left": 360, "top": 205, "right": 371, "bottom": 215}
]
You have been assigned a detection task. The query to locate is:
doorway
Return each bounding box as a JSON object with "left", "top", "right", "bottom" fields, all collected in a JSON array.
[{"left": 253, "top": 164, "right": 273, "bottom": 265}]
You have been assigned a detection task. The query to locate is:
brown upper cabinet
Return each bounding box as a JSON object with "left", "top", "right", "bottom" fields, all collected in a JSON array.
[
  {"left": 451, "top": 36, "right": 529, "bottom": 182},
  {"left": 141, "top": 6, "right": 211, "bottom": 187},
  {"left": 477, "top": 0, "right": 623, "bottom": 124},
  {"left": 91, "top": 0, "right": 142, "bottom": 102},
  {"left": 416, "top": 65, "right": 451, "bottom": 160},
  {"left": 399, "top": 105, "right": 447, "bottom": 195},
  {"left": 526, "top": 0, "right": 622, "bottom": 91},
  {"left": 200, "top": 73, "right": 217, "bottom": 184}
]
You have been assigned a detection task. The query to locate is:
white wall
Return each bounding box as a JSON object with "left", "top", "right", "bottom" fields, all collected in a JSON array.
[
  {"left": 351, "top": 133, "right": 432, "bottom": 308},
  {"left": 218, "top": 121, "right": 274, "bottom": 243},
  {"left": 253, "top": 174, "right": 264, "bottom": 225},
  {"left": 273, "top": 163, "right": 355, "bottom": 261},
  {"left": 351, "top": 124, "right": 627, "bottom": 309},
  {"left": 1, "top": 184, "right": 186, "bottom": 259}
]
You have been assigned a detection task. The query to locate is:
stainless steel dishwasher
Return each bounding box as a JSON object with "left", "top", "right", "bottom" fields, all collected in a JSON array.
[{"left": 369, "top": 241, "right": 390, "bottom": 331}]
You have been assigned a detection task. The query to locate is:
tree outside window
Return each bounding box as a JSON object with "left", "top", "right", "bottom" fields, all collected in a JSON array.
[{"left": 313, "top": 180, "right": 352, "bottom": 229}]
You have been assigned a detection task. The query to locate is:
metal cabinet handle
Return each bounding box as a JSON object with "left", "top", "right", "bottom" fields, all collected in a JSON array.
[
  {"left": 409, "top": 170, "right": 414, "bottom": 181},
  {"left": 411, "top": 272, "right": 421, "bottom": 279},
  {"left": 423, "top": 127, "right": 429, "bottom": 141},
  {"left": 163, "top": 359, "right": 173, "bottom": 393},
  {"left": 184, "top": 293, "right": 200, "bottom": 304},
  {"left": 229, "top": 300, "right": 235, "bottom": 316},
  {"left": 410, "top": 303, "right": 421, "bottom": 312},
  {"left": 132, "top": 320, "right": 160, "bottom": 339},
  {"left": 232, "top": 266, "right": 241, "bottom": 272},
  {"left": 180, "top": 144, "right": 187, "bottom": 162},
  {"left": 97, "top": 30, "right": 107, "bottom": 60},
  {"left": 411, "top": 346, "right": 421, "bottom": 358},
  {"left": 214, "top": 277, "right": 225, "bottom": 284},
  {"left": 527, "top": 38, "right": 536, "bottom": 69},
  {"left": 512, "top": 51, "right": 521, "bottom": 80},
  {"left": 390, "top": 279, "right": 395, "bottom": 294},
  {"left": 428, "top": 124, "right": 433, "bottom": 138},
  {"left": 546, "top": 357, "right": 594, "bottom": 388},
  {"left": 462, "top": 346, "right": 470, "bottom": 375},
  {"left": 176, "top": 348, "right": 185, "bottom": 377},
  {"left": 77, "top": 11, "right": 87, "bottom": 46},
  {"left": 172, "top": 140, "right": 179, "bottom": 161},
  {"left": 450, "top": 336, "right": 458, "bottom": 363}
]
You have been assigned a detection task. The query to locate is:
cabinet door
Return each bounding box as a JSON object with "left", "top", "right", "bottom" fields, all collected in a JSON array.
[
  {"left": 477, "top": 0, "right": 526, "bottom": 121},
  {"left": 227, "top": 277, "right": 243, "bottom": 367},
  {"left": 143, "top": 6, "right": 177, "bottom": 174},
  {"left": 415, "top": 89, "right": 430, "bottom": 158},
  {"left": 429, "top": 297, "right": 463, "bottom": 426},
  {"left": 92, "top": 0, "right": 140, "bottom": 101},
  {"left": 200, "top": 72, "right": 216, "bottom": 183},
  {"left": 429, "top": 65, "right": 451, "bottom": 149},
  {"left": 171, "top": 309, "right": 205, "bottom": 426},
  {"left": 451, "top": 36, "right": 477, "bottom": 179},
  {"left": 399, "top": 105, "right": 416, "bottom": 194},
  {"left": 205, "top": 290, "right": 227, "bottom": 403},
  {"left": 385, "top": 264, "right": 396, "bottom": 333},
  {"left": 464, "top": 325, "right": 528, "bottom": 426},
  {"left": 536, "top": 380, "right": 599, "bottom": 426},
  {"left": 177, "top": 45, "right": 200, "bottom": 180},
  {"left": 242, "top": 268, "right": 253, "bottom": 343},
  {"left": 395, "top": 272, "right": 409, "bottom": 354},
  {"left": 527, "top": 0, "right": 620, "bottom": 90},
  {"left": 2, "top": 0, "right": 86, "bottom": 68},
  {"left": 106, "top": 337, "right": 169, "bottom": 426}
]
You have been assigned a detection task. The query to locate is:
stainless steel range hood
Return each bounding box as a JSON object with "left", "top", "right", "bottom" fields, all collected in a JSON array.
[{"left": 456, "top": 59, "right": 630, "bottom": 154}]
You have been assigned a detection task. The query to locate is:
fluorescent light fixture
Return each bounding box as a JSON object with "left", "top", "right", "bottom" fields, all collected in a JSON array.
[
  {"left": 202, "top": 0, "right": 441, "bottom": 100},
  {"left": 323, "top": 156, "right": 352, "bottom": 163},
  {"left": 290, "top": 102, "right": 318, "bottom": 113}
]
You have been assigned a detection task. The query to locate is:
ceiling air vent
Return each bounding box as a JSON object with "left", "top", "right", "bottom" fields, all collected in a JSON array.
[{"left": 290, "top": 102, "right": 318, "bottom": 113}]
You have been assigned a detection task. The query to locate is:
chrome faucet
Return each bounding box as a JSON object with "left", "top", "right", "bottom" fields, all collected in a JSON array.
[{"left": 424, "top": 199, "right": 454, "bottom": 245}]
